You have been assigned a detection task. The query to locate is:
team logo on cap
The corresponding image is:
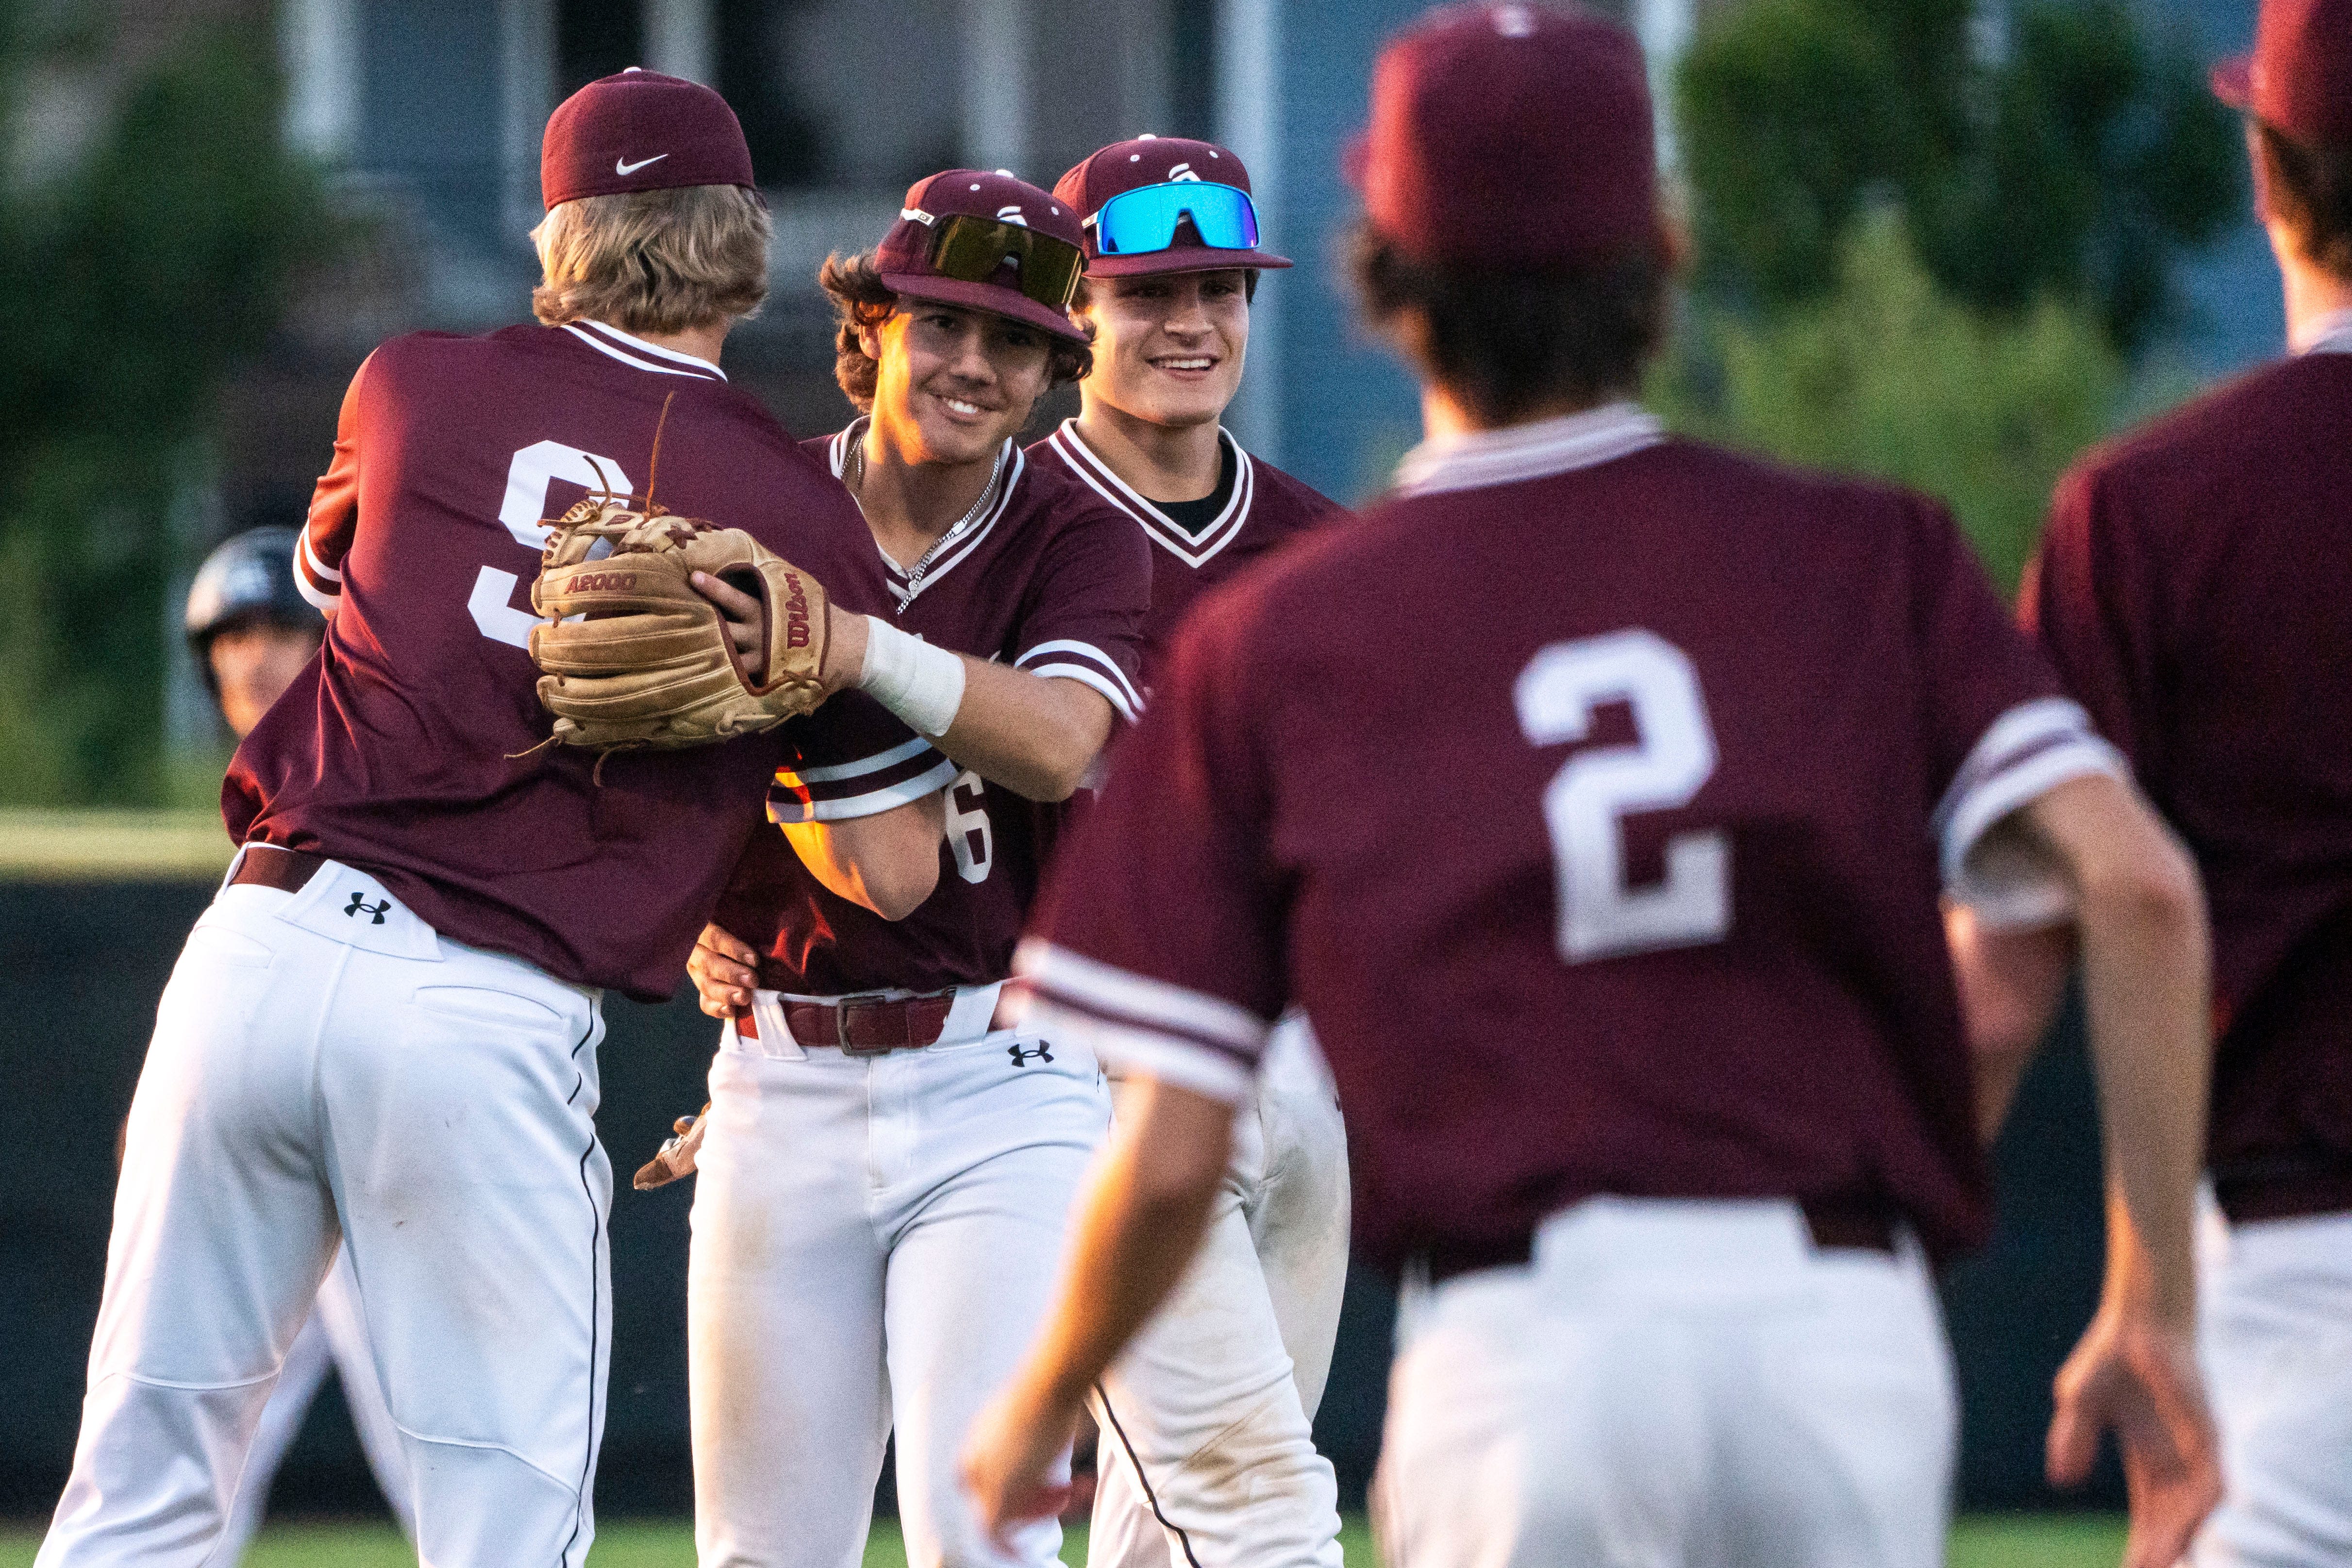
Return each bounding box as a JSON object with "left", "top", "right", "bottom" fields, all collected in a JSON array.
[
  {"left": 996, "top": 204, "right": 1029, "bottom": 226},
  {"left": 1167, "top": 163, "right": 1201, "bottom": 182}
]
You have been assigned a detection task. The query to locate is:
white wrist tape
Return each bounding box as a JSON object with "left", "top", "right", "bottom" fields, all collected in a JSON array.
[{"left": 858, "top": 615, "right": 966, "bottom": 737}]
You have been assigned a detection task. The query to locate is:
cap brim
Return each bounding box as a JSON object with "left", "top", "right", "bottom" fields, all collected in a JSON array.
[
  {"left": 878, "top": 272, "right": 1091, "bottom": 344},
  {"left": 1084, "top": 246, "right": 1295, "bottom": 278},
  {"left": 2211, "top": 53, "right": 2253, "bottom": 110}
]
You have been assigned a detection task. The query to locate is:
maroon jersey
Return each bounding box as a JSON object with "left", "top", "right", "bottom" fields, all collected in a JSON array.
[
  {"left": 712, "top": 424, "right": 1152, "bottom": 995},
  {"left": 1029, "top": 419, "right": 1344, "bottom": 683},
  {"left": 1017, "top": 404, "right": 2121, "bottom": 1268},
  {"left": 228, "top": 319, "right": 926, "bottom": 1001},
  {"left": 2024, "top": 337, "right": 2352, "bottom": 1223}
]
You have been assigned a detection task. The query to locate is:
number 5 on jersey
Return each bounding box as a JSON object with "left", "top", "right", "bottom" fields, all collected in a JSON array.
[{"left": 1516, "top": 629, "right": 1728, "bottom": 963}]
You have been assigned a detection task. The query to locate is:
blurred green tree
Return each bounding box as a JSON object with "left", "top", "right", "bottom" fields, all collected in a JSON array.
[
  {"left": 1654, "top": 214, "right": 2122, "bottom": 591},
  {"left": 1678, "top": 0, "right": 2240, "bottom": 357},
  {"left": 0, "top": 13, "right": 331, "bottom": 804}
]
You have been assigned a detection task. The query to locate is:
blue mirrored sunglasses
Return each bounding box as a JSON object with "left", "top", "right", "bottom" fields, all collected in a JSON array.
[{"left": 1086, "top": 181, "right": 1262, "bottom": 256}]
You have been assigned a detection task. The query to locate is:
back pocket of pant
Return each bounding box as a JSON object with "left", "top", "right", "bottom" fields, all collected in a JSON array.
[
  {"left": 411, "top": 984, "right": 570, "bottom": 1034},
  {"left": 182, "top": 922, "right": 277, "bottom": 971}
]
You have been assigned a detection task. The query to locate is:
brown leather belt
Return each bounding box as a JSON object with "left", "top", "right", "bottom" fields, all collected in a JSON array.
[
  {"left": 230, "top": 843, "right": 328, "bottom": 894},
  {"left": 778, "top": 990, "right": 959, "bottom": 1054},
  {"left": 1421, "top": 1199, "right": 1897, "bottom": 1285}
]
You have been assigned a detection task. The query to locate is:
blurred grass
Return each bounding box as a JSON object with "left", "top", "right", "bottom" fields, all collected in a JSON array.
[
  {"left": 0, "top": 1514, "right": 2127, "bottom": 1564},
  {"left": 0, "top": 808, "right": 233, "bottom": 880}
]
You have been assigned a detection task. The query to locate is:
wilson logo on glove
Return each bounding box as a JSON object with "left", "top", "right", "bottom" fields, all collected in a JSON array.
[
  {"left": 782, "top": 572, "right": 813, "bottom": 650},
  {"left": 519, "top": 393, "right": 834, "bottom": 756}
]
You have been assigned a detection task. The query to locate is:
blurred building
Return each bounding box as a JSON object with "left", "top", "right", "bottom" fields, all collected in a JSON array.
[
  {"left": 84, "top": 0, "right": 1726, "bottom": 528},
  {"left": 73, "top": 0, "right": 2278, "bottom": 524}
]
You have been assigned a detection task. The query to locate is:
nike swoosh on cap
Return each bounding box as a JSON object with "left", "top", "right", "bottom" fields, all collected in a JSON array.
[{"left": 615, "top": 153, "right": 668, "bottom": 176}]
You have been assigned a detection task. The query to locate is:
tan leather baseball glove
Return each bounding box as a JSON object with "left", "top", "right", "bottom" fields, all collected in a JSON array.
[
  {"left": 528, "top": 497, "right": 832, "bottom": 751},
  {"left": 633, "top": 1104, "right": 708, "bottom": 1191}
]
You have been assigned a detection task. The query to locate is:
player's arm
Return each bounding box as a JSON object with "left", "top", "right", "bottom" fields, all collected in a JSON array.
[
  {"left": 686, "top": 793, "right": 947, "bottom": 1018},
  {"left": 961, "top": 586, "right": 1278, "bottom": 1541},
  {"left": 1946, "top": 821, "right": 2081, "bottom": 1137},
  {"left": 962, "top": 1074, "right": 1233, "bottom": 1533},
  {"left": 1916, "top": 491, "right": 2217, "bottom": 1568},
  {"left": 854, "top": 507, "right": 1148, "bottom": 801},
  {"left": 295, "top": 352, "right": 375, "bottom": 617},
  {"left": 2021, "top": 772, "right": 2219, "bottom": 1568},
  {"left": 936, "top": 662, "right": 1114, "bottom": 801},
  {"left": 852, "top": 627, "right": 1121, "bottom": 801},
  {"left": 782, "top": 789, "right": 945, "bottom": 919}
]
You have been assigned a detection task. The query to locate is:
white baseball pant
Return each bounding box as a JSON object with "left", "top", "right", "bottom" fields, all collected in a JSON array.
[
  {"left": 37, "top": 857, "right": 612, "bottom": 1568},
  {"left": 1372, "top": 1197, "right": 1955, "bottom": 1568},
  {"left": 2191, "top": 1195, "right": 2352, "bottom": 1567},
  {"left": 217, "top": 1247, "right": 416, "bottom": 1561},
  {"left": 686, "top": 988, "right": 1110, "bottom": 1568},
  {"left": 1088, "top": 1020, "right": 1350, "bottom": 1568}
]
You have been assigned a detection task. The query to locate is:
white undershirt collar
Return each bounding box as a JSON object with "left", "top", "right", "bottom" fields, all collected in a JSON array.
[
  {"left": 1392, "top": 400, "right": 1665, "bottom": 498},
  {"left": 2291, "top": 307, "right": 2352, "bottom": 357}
]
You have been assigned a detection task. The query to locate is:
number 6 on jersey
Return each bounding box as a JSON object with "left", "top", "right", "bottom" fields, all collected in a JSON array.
[{"left": 1515, "top": 628, "right": 1728, "bottom": 963}]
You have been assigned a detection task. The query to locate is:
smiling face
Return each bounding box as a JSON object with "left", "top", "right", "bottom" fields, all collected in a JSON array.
[
  {"left": 862, "top": 301, "right": 1055, "bottom": 467},
  {"left": 1074, "top": 270, "right": 1251, "bottom": 430}
]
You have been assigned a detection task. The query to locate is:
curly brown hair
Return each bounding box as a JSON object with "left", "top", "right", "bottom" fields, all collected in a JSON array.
[
  {"left": 818, "top": 251, "right": 1092, "bottom": 412},
  {"left": 1347, "top": 225, "right": 1670, "bottom": 427},
  {"left": 2257, "top": 121, "right": 2352, "bottom": 282}
]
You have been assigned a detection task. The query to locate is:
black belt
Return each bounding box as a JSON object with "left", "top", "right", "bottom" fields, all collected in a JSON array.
[{"left": 1421, "top": 1198, "right": 1897, "bottom": 1285}]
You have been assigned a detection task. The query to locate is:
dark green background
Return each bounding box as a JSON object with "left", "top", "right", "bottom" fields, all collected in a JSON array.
[{"left": 0, "top": 878, "right": 2120, "bottom": 1519}]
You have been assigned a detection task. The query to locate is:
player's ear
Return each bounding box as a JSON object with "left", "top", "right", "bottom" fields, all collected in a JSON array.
[{"left": 1654, "top": 196, "right": 1691, "bottom": 280}]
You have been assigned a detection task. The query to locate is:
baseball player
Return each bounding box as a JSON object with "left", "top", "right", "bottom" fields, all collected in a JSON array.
[
  {"left": 180, "top": 525, "right": 416, "bottom": 1557},
  {"left": 676, "top": 171, "right": 1151, "bottom": 1568},
  {"left": 37, "top": 70, "right": 948, "bottom": 1568},
  {"left": 1027, "top": 135, "right": 1351, "bottom": 1568},
  {"left": 962, "top": 8, "right": 2221, "bottom": 1568},
  {"left": 2020, "top": 3, "right": 2352, "bottom": 1561}
]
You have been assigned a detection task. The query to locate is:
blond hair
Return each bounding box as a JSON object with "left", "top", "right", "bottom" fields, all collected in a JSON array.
[{"left": 531, "top": 183, "right": 772, "bottom": 334}]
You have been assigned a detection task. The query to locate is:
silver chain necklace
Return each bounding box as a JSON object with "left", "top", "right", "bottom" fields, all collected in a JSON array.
[{"left": 848, "top": 418, "right": 1010, "bottom": 601}]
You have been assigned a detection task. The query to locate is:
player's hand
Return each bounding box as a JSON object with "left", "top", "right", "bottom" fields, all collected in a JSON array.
[
  {"left": 690, "top": 570, "right": 767, "bottom": 683},
  {"left": 959, "top": 1373, "right": 1083, "bottom": 1551},
  {"left": 2047, "top": 1304, "right": 2220, "bottom": 1568},
  {"left": 687, "top": 922, "right": 762, "bottom": 1019}
]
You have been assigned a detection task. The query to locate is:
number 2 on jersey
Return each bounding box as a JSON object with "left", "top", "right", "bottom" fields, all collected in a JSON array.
[{"left": 1515, "top": 629, "right": 1728, "bottom": 963}]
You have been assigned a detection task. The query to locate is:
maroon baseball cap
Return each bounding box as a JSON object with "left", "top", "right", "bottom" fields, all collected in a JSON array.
[
  {"left": 542, "top": 68, "right": 756, "bottom": 209},
  {"left": 873, "top": 170, "right": 1091, "bottom": 343},
  {"left": 1054, "top": 136, "right": 1294, "bottom": 276},
  {"left": 2212, "top": 0, "right": 2352, "bottom": 148},
  {"left": 1349, "top": 2, "right": 1659, "bottom": 268}
]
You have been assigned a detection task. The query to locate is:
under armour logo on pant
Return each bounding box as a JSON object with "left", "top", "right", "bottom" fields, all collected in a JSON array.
[
  {"left": 1008, "top": 1042, "right": 1053, "bottom": 1068},
  {"left": 344, "top": 892, "right": 391, "bottom": 925}
]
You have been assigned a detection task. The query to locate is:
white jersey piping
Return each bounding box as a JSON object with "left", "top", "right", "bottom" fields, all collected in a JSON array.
[
  {"left": 1045, "top": 419, "right": 1257, "bottom": 569},
  {"left": 1391, "top": 401, "right": 1665, "bottom": 498}
]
